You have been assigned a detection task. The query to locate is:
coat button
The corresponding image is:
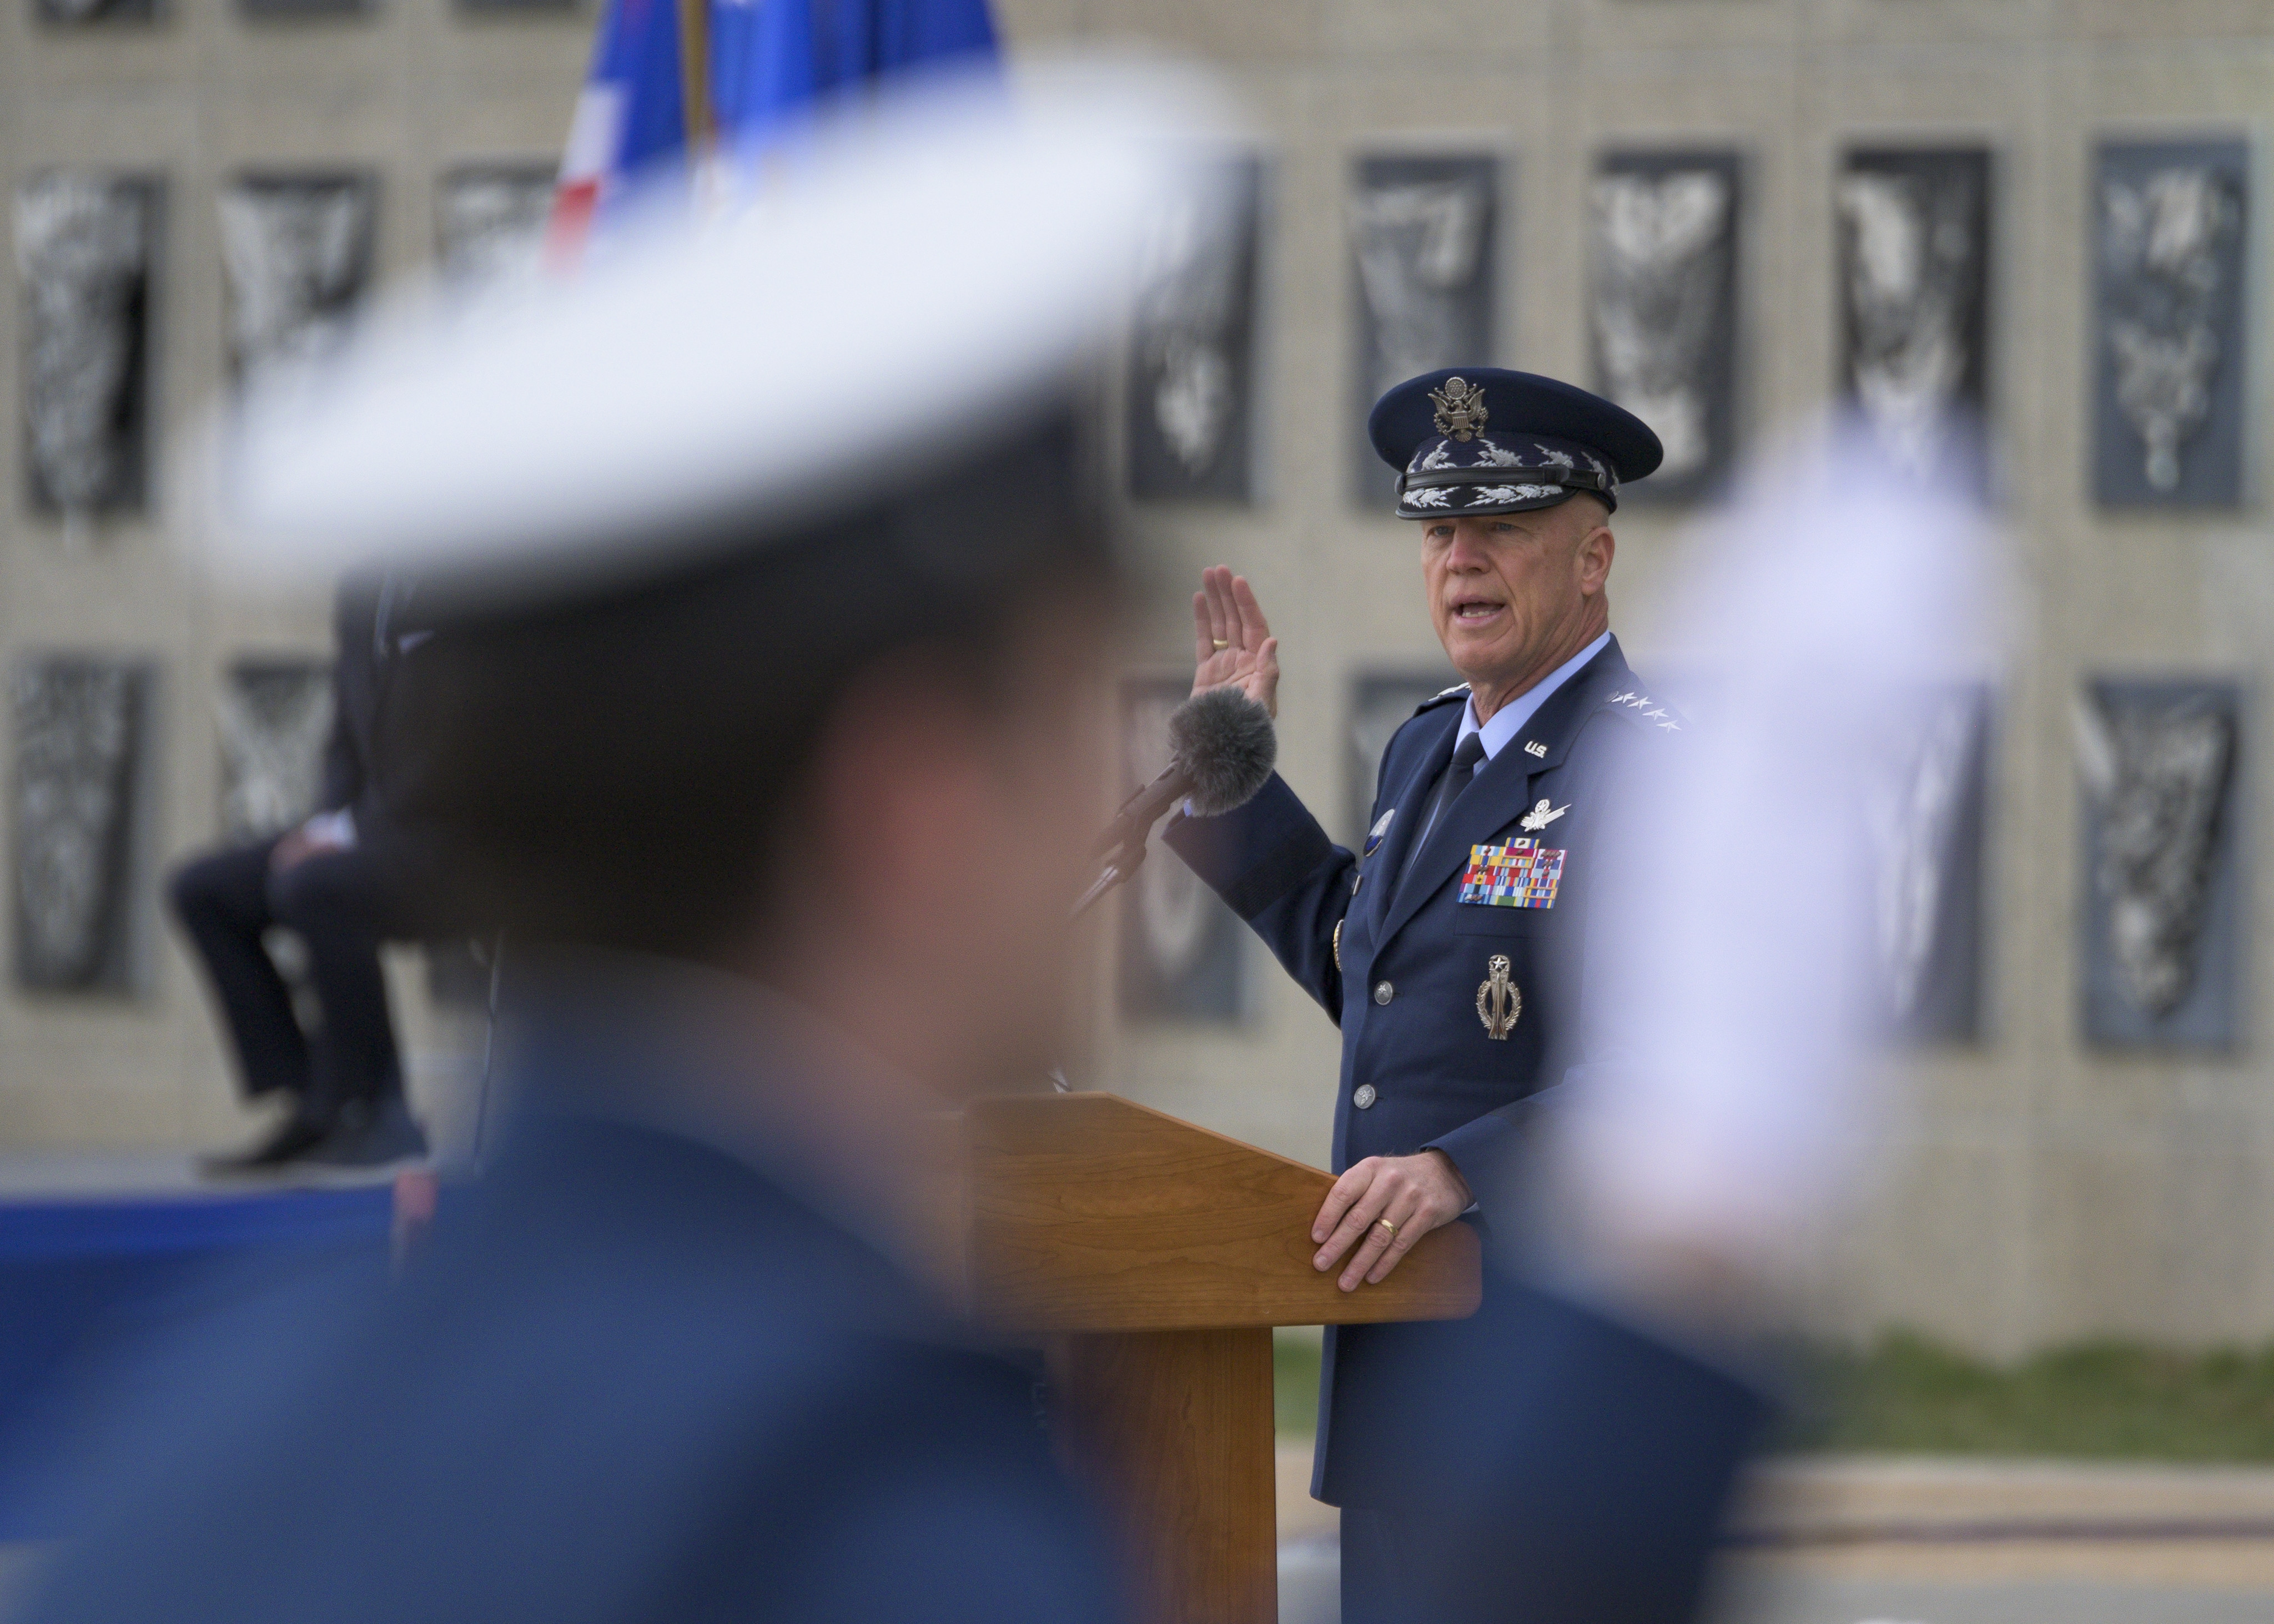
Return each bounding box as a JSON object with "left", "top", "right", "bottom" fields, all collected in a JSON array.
[
  {"left": 1353, "top": 1084, "right": 1378, "bottom": 1109},
  {"left": 1373, "top": 981, "right": 1393, "bottom": 1005}
]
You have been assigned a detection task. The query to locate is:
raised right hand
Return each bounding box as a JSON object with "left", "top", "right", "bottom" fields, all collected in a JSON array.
[{"left": 1191, "top": 565, "right": 1280, "bottom": 719}]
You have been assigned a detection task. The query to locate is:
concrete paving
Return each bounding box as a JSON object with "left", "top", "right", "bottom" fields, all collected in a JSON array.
[
  {"left": 1272, "top": 1449, "right": 2274, "bottom": 1624},
  {"left": 0, "top": 1152, "right": 219, "bottom": 1198},
  {"left": 15, "top": 1447, "right": 2274, "bottom": 1621},
  {"left": 1736, "top": 1456, "right": 2274, "bottom": 1546},
  {"left": 1716, "top": 1568, "right": 2274, "bottom": 1624},
  {"left": 0, "top": 1149, "right": 409, "bottom": 1198}
]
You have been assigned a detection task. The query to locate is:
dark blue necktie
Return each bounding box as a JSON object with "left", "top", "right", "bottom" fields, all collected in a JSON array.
[{"left": 1398, "top": 730, "right": 1487, "bottom": 892}]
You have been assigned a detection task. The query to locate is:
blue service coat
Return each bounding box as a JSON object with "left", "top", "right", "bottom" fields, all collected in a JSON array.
[
  {"left": 1165, "top": 635, "right": 1683, "bottom": 1506},
  {"left": 22, "top": 997, "right": 1123, "bottom": 1624}
]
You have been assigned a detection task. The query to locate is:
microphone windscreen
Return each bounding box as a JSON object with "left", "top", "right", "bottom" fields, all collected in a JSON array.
[{"left": 1169, "top": 685, "right": 1277, "bottom": 818}]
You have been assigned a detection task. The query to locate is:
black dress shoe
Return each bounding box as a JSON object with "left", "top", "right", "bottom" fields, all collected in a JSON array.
[
  {"left": 199, "top": 1107, "right": 338, "bottom": 1177},
  {"left": 304, "top": 1096, "right": 430, "bottom": 1172}
]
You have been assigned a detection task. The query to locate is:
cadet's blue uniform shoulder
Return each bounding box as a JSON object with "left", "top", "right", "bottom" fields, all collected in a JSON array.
[{"left": 22, "top": 1114, "right": 1117, "bottom": 1624}]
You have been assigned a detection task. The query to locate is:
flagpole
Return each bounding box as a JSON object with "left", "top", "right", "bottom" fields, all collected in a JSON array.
[{"left": 676, "top": 0, "right": 713, "bottom": 158}]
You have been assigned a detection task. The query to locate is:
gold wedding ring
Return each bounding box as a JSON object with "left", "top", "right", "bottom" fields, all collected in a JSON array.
[
  {"left": 1375, "top": 1218, "right": 1398, "bottom": 1238},
  {"left": 1212, "top": 639, "right": 1230, "bottom": 650}
]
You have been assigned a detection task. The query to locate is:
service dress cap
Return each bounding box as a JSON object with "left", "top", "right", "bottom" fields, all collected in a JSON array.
[{"left": 1367, "top": 366, "right": 1663, "bottom": 520}]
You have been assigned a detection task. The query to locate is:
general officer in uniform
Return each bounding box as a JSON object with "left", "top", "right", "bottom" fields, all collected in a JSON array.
[{"left": 1165, "top": 365, "right": 1694, "bottom": 1621}]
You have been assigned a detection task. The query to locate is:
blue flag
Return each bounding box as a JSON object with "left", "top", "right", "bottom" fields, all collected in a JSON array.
[{"left": 553, "top": 0, "right": 998, "bottom": 254}]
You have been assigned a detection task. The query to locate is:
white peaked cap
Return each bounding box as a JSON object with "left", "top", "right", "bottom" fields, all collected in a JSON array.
[{"left": 211, "top": 59, "right": 1231, "bottom": 593}]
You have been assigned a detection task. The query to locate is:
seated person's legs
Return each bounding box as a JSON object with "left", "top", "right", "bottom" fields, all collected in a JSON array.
[
  {"left": 169, "top": 837, "right": 347, "bottom": 1171},
  {"left": 265, "top": 845, "right": 429, "bottom": 1168},
  {"left": 168, "top": 837, "right": 309, "bottom": 1102},
  {"left": 265, "top": 846, "right": 405, "bottom": 1117}
]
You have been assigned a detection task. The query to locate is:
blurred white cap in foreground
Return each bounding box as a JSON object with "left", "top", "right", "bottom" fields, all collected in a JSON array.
[{"left": 208, "top": 59, "right": 1232, "bottom": 595}]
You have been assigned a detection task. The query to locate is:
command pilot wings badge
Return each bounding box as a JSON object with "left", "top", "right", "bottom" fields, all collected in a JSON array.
[{"left": 1518, "top": 798, "right": 1567, "bottom": 832}]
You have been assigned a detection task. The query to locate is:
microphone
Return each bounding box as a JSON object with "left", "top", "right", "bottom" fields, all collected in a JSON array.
[{"left": 1074, "top": 685, "right": 1276, "bottom": 917}]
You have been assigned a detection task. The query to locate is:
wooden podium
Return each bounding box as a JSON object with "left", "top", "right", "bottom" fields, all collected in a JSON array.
[{"left": 957, "top": 1093, "right": 1482, "bottom": 1624}]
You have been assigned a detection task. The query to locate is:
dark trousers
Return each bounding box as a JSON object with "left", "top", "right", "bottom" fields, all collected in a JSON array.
[
  {"left": 1340, "top": 1507, "right": 1415, "bottom": 1624},
  {"left": 168, "top": 835, "right": 416, "bottom": 1114}
]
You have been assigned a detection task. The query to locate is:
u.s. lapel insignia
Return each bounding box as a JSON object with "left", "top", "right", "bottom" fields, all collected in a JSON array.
[
  {"left": 1429, "top": 376, "right": 1488, "bottom": 441},
  {"left": 1362, "top": 807, "right": 1395, "bottom": 858},
  {"left": 1518, "top": 798, "right": 1568, "bottom": 833},
  {"left": 1460, "top": 839, "right": 1566, "bottom": 909},
  {"left": 1476, "top": 954, "right": 1521, "bottom": 1040},
  {"left": 1523, "top": 740, "right": 1547, "bottom": 759}
]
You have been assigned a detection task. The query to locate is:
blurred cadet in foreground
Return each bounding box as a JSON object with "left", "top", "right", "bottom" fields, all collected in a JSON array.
[
  {"left": 22, "top": 64, "right": 1981, "bottom": 1624},
  {"left": 169, "top": 573, "right": 444, "bottom": 1174},
  {"left": 28, "top": 69, "right": 1157, "bottom": 1624},
  {"left": 20, "top": 73, "right": 1155, "bottom": 1619}
]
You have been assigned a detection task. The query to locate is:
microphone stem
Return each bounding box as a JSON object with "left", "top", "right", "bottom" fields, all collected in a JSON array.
[
  {"left": 1070, "top": 864, "right": 1125, "bottom": 920},
  {"left": 1070, "top": 840, "right": 1149, "bottom": 920}
]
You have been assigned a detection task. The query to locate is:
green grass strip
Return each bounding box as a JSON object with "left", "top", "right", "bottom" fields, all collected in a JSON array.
[
  {"left": 1782, "top": 1332, "right": 2274, "bottom": 1460},
  {"left": 1276, "top": 1327, "right": 2274, "bottom": 1460}
]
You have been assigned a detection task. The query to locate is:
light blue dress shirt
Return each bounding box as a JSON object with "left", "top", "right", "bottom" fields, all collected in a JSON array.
[
  {"left": 1455, "top": 629, "right": 1613, "bottom": 768},
  {"left": 1409, "top": 629, "right": 1612, "bottom": 853}
]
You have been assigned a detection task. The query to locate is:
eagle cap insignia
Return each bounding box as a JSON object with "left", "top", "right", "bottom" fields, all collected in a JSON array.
[{"left": 1429, "top": 376, "right": 1488, "bottom": 442}]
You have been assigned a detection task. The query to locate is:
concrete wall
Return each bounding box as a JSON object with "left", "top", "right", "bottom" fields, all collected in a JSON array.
[
  {"left": 0, "top": 0, "right": 586, "bottom": 1149},
  {"left": 7, "top": 0, "right": 2274, "bottom": 1355}
]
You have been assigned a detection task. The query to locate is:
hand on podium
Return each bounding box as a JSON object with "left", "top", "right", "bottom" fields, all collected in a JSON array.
[{"left": 1310, "top": 1149, "right": 1472, "bottom": 1291}]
